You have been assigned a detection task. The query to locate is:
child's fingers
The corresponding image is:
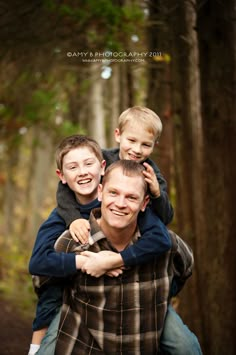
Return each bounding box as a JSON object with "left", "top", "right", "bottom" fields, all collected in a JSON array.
[
  {"left": 143, "top": 162, "right": 153, "bottom": 172},
  {"left": 70, "top": 231, "right": 79, "bottom": 243},
  {"left": 106, "top": 268, "right": 123, "bottom": 277}
]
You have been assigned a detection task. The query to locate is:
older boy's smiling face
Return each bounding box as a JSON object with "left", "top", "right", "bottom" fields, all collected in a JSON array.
[
  {"left": 57, "top": 147, "right": 105, "bottom": 204},
  {"left": 115, "top": 121, "right": 155, "bottom": 163}
]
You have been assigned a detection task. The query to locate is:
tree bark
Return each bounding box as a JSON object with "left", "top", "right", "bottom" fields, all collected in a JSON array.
[{"left": 196, "top": 0, "right": 236, "bottom": 353}]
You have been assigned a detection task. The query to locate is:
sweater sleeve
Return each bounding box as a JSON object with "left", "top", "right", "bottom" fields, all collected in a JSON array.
[
  {"left": 169, "top": 230, "right": 194, "bottom": 295},
  {"left": 120, "top": 208, "right": 172, "bottom": 266},
  {"left": 145, "top": 158, "right": 174, "bottom": 225},
  {"left": 56, "top": 181, "right": 82, "bottom": 227},
  {"left": 28, "top": 208, "right": 77, "bottom": 277}
]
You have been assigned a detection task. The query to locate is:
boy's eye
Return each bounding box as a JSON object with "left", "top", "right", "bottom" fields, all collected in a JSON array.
[
  {"left": 128, "top": 138, "right": 135, "bottom": 143},
  {"left": 143, "top": 143, "right": 152, "bottom": 148}
]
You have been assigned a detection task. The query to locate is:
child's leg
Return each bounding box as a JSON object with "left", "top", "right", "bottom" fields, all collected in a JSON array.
[
  {"left": 36, "top": 308, "right": 61, "bottom": 355},
  {"left": 31, "top": 328, "right": 48, "bottom": 345},
  {"left": 160, "top": 305, "right": 202, "bottom": 355},
  {"left": 28, "top": 328, "right": 48, "bottom": 355}
]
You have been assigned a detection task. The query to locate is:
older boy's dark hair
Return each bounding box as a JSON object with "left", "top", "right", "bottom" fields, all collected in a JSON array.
[
  {"left": 102, "top": 160, "right": 148, "bottom": 195},
  {"left": 55, "top": 134, "right": 103, "bottom": 171}
]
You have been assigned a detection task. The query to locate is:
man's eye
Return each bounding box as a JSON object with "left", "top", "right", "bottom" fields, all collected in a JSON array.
[
  {"left": 129, "top": 196, "right": 137, "bottom": 201},
  {"left": 110, "top": 191, "right": 116, "bottom": 196}
]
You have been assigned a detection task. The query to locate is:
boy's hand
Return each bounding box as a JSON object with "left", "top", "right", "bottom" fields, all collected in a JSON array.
[
  {"left": 80, "top": 250, "right": 124, "bottom": 277},
  {"left": 142, "top": 162, "right": 161, "bottom": 198},
  {"left": 69, "top": 219, "right": 90, "bottom": 244}
]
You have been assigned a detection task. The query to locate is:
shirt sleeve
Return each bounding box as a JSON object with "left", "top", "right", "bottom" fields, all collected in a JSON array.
[
  {"left": 56, "top": 181, "right": 82, "bottom": 227},
  {"left": 169, "top": 230, "right": 194, "bottom": 295},
  {"left": 146, "top": 158, "right": 174, "bottom": 225},
  {"left": 120, "top": 208, "right": 172, "bottom": 266},
  {"left": 28, "top": 208, "right": 77, "bottom": 277}
]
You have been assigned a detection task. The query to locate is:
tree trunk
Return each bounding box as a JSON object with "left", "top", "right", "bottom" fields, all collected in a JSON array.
[
  {"left": 167, "top": 0, "right": 205, "bottom": 346},
  {"left": 88, "top": 63, "right": 107, "bottom": 148},
  {"left": 196, "top": 0, "right": 236, "bottom": 353},
  {"left": 147, "top": 0, "right": 174, "bottom": 191}
]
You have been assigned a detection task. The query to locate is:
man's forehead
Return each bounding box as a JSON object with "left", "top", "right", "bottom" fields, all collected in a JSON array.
[{"left": 105, "top": 168, "right": 144, "bottom": 189}]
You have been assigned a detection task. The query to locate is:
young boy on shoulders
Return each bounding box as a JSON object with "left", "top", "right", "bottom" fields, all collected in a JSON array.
[{"left": 28, "top": 134, "right": 171, "bottom": 355}]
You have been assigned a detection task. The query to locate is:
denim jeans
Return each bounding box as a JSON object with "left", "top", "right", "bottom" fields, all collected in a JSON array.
[
  {"left": 160, "top": 305, "right": 202, "bottom": 355},
  {"left": 36, "top": 304, "right": 202, "bottom": 355},
  {"left": 36, "top": 308, "right": 61, "bottom": 355}
]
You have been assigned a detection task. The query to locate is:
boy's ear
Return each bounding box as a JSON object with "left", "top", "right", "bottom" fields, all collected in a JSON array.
[
  {"left": 114, "top": 128, "right": 121, "bottom": 143},
  {"left": 56, "top": 169, "right": 67, "bottom": 184},
  {"left": 101, "top": 160, "right": 106, "bottom": 176},
  {"left": 97, "top": 184, "right": 103, "bottom": 201},
  {"left": 140, "top": 195, "right": 150, "bottom": 212}
]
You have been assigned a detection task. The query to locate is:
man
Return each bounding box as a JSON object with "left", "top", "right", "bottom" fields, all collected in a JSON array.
[{"left": 53, "top": 160, "right": 194, "bottom": 354}]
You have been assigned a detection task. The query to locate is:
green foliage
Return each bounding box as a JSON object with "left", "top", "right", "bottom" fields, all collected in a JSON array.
[
  {"left": 0, "top": 236, "right": 36, "bottom": 317},
  {"left": 25, "top": 89, "right": 56, "bottom": 122},
  {"left": 43, "top": 0, "right": 144, "bottom": 50}
]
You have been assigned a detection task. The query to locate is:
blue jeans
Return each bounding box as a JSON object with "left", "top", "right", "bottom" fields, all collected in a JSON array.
[
  {"left": 160, "top": 305, "right": 202, "bottom": 355},
  {"left": 36, "top": 308, "right": 61, "bottom": 355},
  {"left": 36, "top": 305, "right": 202, "bottom": 355}
]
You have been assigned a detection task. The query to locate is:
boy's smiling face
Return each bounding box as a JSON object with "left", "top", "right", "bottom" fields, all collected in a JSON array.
[
  {"left": 115, "top": 121, "right": 155, "bottom": 163},
  {"left": 57, "top": 146, "right": 106, "bottom": 204}
]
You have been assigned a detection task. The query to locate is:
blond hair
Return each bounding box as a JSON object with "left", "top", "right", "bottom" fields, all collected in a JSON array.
[
  {"left": 55, "top": 135, "right": 103, "bottom": 171},
  {"left": 118, "top": 106, "right": 162, "bottom": 141}
]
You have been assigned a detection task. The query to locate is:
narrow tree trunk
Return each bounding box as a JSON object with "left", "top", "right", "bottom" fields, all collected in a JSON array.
[{"left": 89, "top": 63, "right": 107, "bottom": 148}]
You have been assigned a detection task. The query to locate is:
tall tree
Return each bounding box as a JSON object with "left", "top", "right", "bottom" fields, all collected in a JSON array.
[
  {"left": 147, "top": 1, "right": 174, "bottom": 190},
  {"left": 196, "top": 0, "right": 236, "bottom": 353}
]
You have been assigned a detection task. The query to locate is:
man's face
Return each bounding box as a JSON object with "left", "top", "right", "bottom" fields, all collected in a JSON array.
[
  {"left": 115, "top": 121, "right": 155, "bottom": 163},
  {"left": 57, "top": 147, "right": 106, "bottom": 204},
  {"left": 98, "top": 167, "right": 149, "bottom": 232}
]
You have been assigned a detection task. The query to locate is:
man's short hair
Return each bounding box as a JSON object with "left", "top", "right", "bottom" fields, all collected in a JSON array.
[
  {"left": 102, "top": 160, "right": 148, "bottom": 195},
  {"left": 55, "top": 134, "right": 103, "bottom": 171},
  {"left": 118, "top": 106, "right": 162, "bottom": 141}
]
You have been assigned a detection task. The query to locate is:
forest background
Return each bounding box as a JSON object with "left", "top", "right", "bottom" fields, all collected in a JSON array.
[{"left": 0, "top": 1, "right": 235, "bottom": 354}]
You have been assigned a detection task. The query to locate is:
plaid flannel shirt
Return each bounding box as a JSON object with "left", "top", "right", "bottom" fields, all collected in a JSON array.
[{"left": 54, "top": 208, "right": 193, "bottom": 355}]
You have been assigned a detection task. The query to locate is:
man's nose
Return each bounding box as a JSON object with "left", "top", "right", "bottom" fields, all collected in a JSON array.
[{"left": 115, "top": 195, "right": 127, "bottom": 207}]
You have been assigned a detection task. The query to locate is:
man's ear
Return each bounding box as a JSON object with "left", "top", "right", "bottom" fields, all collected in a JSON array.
[
  {"left": 114, "top": 128, "right": 121, "bottom": 143},
  {"left": 101, "top": 160, "right": 106, "bottom": 176},
  {"left": 141, "top": 195, "right": 150, "bottom": 212},
  {"left": 97, "top": 184, "right": 103, "bottom": 201},
  {"left": 56, "top": 169, "right": 67, "bottom": 184}
]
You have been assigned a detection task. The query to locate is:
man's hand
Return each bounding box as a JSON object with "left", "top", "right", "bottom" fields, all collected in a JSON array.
[
  {"left": 69, "top": 219, "right": 90, "bottom": 244},
  {"left": 80, "top": 250, "right": 124, "bottom": 277},
  {"left": 142, "top": 162, "right": 161, "bottom": 198}
]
